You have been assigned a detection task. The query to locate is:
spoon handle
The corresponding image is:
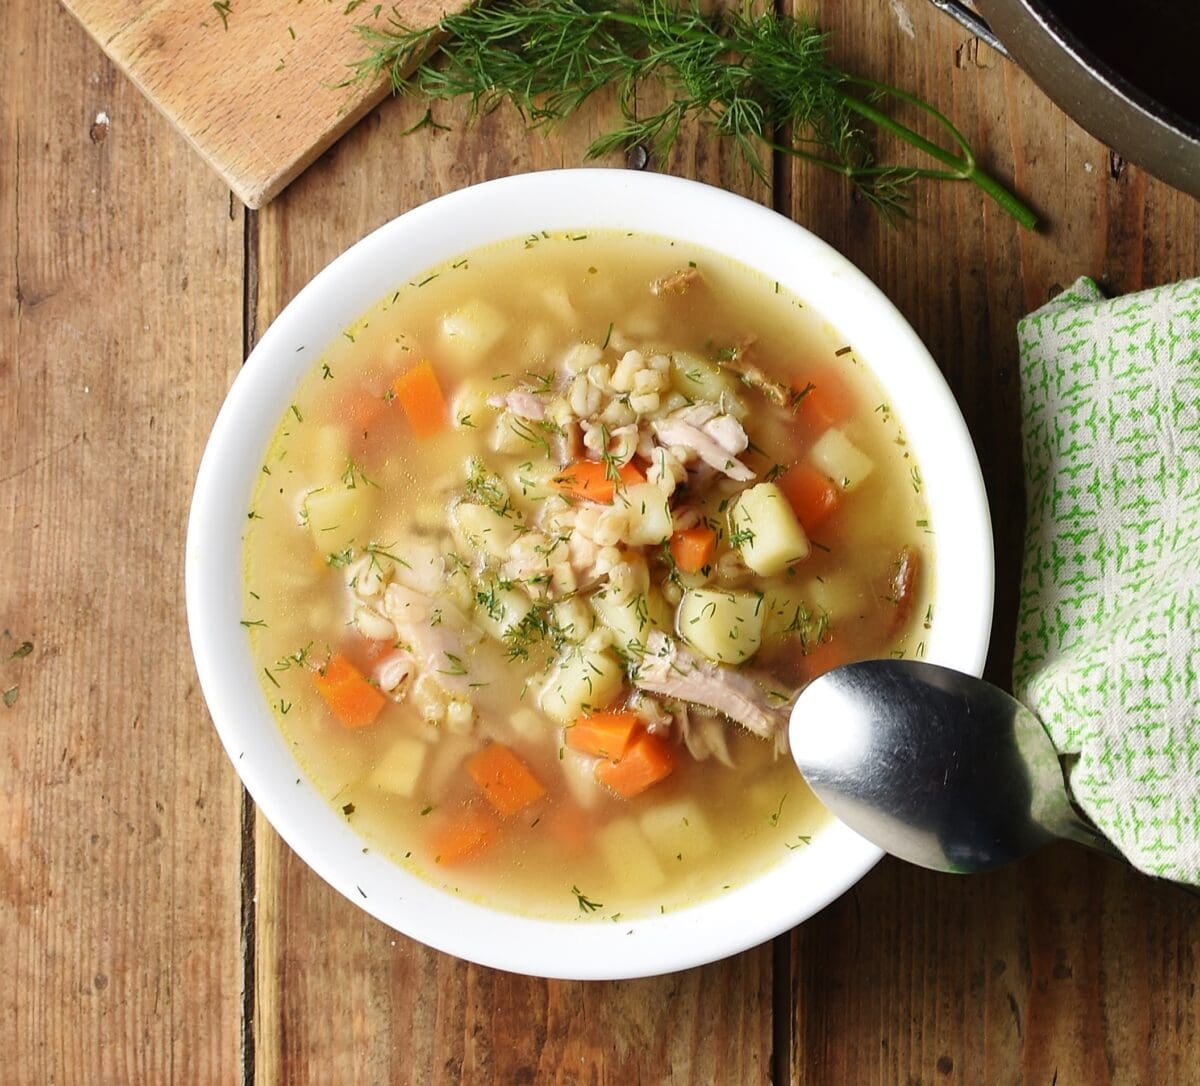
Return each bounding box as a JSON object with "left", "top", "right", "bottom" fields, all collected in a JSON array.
[
  {"left": 1054, "top": 810, "right": 1125, "bottom": 860},
  {"left": 1056, "top": 809, "right": 1200, "bottom": 898}
]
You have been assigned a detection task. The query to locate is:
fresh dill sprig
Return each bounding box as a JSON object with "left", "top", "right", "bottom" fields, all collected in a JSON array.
[{"left": 351, "top": 0, "right": 1037, "bottom": 227}]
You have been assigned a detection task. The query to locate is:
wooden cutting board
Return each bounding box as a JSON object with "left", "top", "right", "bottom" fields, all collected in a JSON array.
[{"left": 61, "top": 0, "right": 467, "bottom": 208}]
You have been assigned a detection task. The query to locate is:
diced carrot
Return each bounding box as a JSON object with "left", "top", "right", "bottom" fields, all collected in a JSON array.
[
  {"left": 798, "top": 637, "right": 850, "bottom": 684},
  {"left": 669, "top": 523, "right": 717, "bottom": 573},
  {"left": 595, "top": 731, "right": 676, "bottom": 799},
  {"left": 344, "top": 389, "right": 391, "bottom": 437},
  {"left": 550, "top": 459, "right": 646, "bottom": 503},
  {"left": 542, "top": 802, "right": 591, "bottom": 855},
  {"left": 793, "top": 368, "right": 854, "bottom": 433},
  {"left": 311, "top": 653, "right": 387, "bottom": 729},
  {"left": 777, "top": 463, "right": 840, "bottom": 534},
  {"left": 392, "top": 359, "right": 448, "bottom": 438},
  {"left": 466, "top": 742, "right": 545, "bottom": 817},
  {"left": 429, "top": 807, "right": 501, "bottom": 865},
  {"left": 565, "top": 711, "right": 640, "bottom": 760}
]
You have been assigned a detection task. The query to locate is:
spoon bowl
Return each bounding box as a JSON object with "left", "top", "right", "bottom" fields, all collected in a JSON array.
[{"left": 788, "top": 659, "right": 1115, "bottom": 873}]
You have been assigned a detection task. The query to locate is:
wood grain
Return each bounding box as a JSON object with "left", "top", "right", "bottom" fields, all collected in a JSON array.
[
  {"left": 0, "top": 2, "right": 245, "bottom": 1082},
  {"left": 5, "top": 0, "right": 1200, "bottom": 1081},
  {"left": 58, "top": 0, "right": 470, "bottom": 208},
  {"left": 784, "top": 3, "right": 1200, "bottom": 1084}
]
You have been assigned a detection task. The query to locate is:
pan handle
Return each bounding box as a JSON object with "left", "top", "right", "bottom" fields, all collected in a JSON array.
[{"left": 924, "top": 0, "right": 1010, "bottom": 56}]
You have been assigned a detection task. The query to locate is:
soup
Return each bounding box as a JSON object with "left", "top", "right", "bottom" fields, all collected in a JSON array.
[{"left": 243, "top": 231, "right": 933, "bottom": 921}]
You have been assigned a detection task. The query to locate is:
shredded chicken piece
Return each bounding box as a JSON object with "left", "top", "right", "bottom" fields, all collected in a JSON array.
[
  {"left": 381, "top": 583, "right": 480, "bottom": 698},
  {"left": 677, "top": 705, "right": 735, "bottom": 767},
  {"left": 651, "top": 267, "right": 702, "bottom": 296},
  {"left": 375, "top": 649, "right": 416, "bottom": 701},
  {"left": 628, "top": 690, "right": 673, "bottom": 735},
  {"left": 652, "top": 406, "right": 755, "bottom": 482},
  {"left": 720, "top": 356, "right": 792, "bottom": 408},
  {"left": 487, "top": 390, "right": 546, "bottom": 421},
  {"left": 555, "top": 418, "right": 584, "bottom": 465},
  {"left": 634, "top": 631, "right": 788, "bottom": 744},
  {"left": 886, "top": 545, "right": 920, "bottom": 637},
  {"left": 674, "top": 404, "right": 748, "bottom": 456}
]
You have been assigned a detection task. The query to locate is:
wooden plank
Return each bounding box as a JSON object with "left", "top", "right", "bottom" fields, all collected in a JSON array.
[
  {"left": 782, "top": 2, "right": 1200, "bottom": 1082},
  {"left": 0, "top": 2, "right": 245, "bottom": 1081},
  {"left": 59, "top": 0, "right": 469, "bottom": 208},
  {"left": 247, "top": 83, "right": 779, "bottom": 1084}
]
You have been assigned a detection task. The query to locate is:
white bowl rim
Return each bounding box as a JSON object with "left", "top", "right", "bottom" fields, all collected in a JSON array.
[{"left": 186, "top": 168, "right": 994, "bottom": 980}]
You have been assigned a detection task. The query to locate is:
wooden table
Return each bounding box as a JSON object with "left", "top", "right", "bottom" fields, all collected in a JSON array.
[{"left": 4, "top": 0, "right": 1198, "bottom": 1081}]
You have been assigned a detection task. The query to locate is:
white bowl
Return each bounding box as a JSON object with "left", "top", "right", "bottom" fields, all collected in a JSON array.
[{"left": 186, "top": 169, "right": 993, "bottom": 979}]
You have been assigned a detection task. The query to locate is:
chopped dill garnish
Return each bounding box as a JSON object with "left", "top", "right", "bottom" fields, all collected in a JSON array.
[
  {"left": 438, "top": 652, "right": 468, "bottom": 676},
  {"left": 365, "top": 542, "right": 412, "bottom": 568},
  {"left": 728, "top": 525, "right": 755, "bottom": 549},
  {"left": 571, "top": 885, "right": 603, "bottom": 913},
  {"left": 465, "top": 459, "right": 514, "bottom": 517},
  {"left": 341, "top": 458, "right": 377, "bottom": 490},
  {"left": 507, "top": 416, "right": 553, "bottom": 458}
]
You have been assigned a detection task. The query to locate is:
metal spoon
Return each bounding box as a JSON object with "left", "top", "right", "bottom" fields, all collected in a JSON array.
[{"left": 787, "top": 658, "right": 1120, "bottom": 873}]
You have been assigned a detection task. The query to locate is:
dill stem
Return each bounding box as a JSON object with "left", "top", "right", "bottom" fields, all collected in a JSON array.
[
  {"left": 839, "top": 90, "right": 1038, "bottom": 229},
  {"left": 765, "top": 137, "right": 963, "bottom": 182}
]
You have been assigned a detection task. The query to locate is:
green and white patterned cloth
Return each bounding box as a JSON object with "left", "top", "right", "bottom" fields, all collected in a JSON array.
[{"left": 1014, "top": 276, "right": 1200, "bottom": 884}]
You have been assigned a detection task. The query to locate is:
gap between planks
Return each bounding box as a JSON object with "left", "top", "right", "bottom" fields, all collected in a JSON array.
[{"left": 240, "top": 203, "right": 261, "bottom": 1086}]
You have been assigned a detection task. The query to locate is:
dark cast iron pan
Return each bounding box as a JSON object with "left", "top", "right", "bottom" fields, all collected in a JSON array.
[{"left": 942, "top": 0, "right": 1200, "bottom": 199}]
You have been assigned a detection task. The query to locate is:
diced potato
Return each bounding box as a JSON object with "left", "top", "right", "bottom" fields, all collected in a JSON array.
[
  {"left": 451, "top": 376, "right": 497, "bottom": 431},
  {"left": 761, "top": 584, "right": 816, "bottom": 642},
  {"left": 302, "top": 483, "right": 376, "bottom": 552},
  {"left": 506, "top": 460, "right": 558, "bottom": 516},
  {"left": 638, "top": 799, "right": 717, "bottom": 863},
  {"left": 804, "top": 575, "right": 864, "bottom": 622},
  {"left": 439, "top": 299, "right": 507, "bottom": 364},
  {"left": 452, "top": 501, "right": 522, "bottom": 560},
  {"left": 509, "top": 707, "right": 551, "bottom": 744},
  {"left": 676, "top": 587, "right": 763, "bottom": 665},
  {"left": 424, "top": 733, "right": 475, "bottom": 799},
  {"left": 669, "top": 352, "right": 745, "bottom": 416},
  {"left": 560, "top": 747, "right": 603, "bottom": 810},
  {"left": 552, "top": 597, "right": 594, "bottom": 644},
  {"left": 541, "top": 285, "right": 576, "bottom": 324},
  {"left": 808, "top": 428, "right": 874, "bottom": 491},
  {"left": 730, "top": 482, "right": 810, "bottom": 575},
  {"left": 538, "top": 646, "right": 624, "bottom": 723},
  {"left": 367, "top": 736, "right": 428, "bottom": 798},
  {"left": 300, "top": 424, "right": 351, "bottom": 481},
  {"left": 491, "top": 411, "right": 557, "bottom": 458},
  {"left": 591, "top": 587, "right": 664, "bottom": 658},
  {"left": 473, "top": 585, "right": 534, "bottom": 642},
  {"left": 618, "top": 482, "right": 673, "bottom": 547},
  {"left": 596, "top": 818, "right": 666, "bottom": 894}
]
